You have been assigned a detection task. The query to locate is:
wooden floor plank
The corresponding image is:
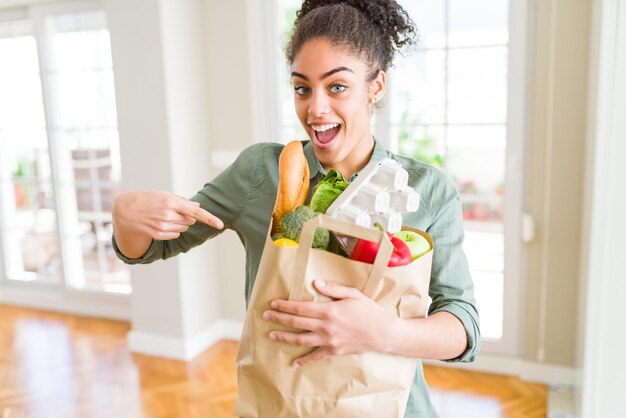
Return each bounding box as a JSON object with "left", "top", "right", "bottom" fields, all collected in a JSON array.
[{"left": 0, "top": 304, "right": 547, "bottom": 417}]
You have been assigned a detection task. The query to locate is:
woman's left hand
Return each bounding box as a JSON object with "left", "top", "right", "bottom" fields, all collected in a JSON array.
[{"left": 263, "top": 279, "right": 396, "bottom": 367}]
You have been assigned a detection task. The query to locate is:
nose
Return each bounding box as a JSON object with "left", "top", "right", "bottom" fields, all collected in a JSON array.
[{"left": 308, "top": 91, "right": 330, "bottom": 118}]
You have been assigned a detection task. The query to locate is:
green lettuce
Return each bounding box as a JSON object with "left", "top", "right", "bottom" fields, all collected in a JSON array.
[{"left": 309, "top": 169, "right": 349, "bottom": 214}]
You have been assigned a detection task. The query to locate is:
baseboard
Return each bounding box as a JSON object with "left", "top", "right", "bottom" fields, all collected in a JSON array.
[
  {"left": 423, "top": 351, "right": 524, "bottom": 377},
  {"left": 128, "top": 319, "right": 243, "bottom": 361},
  {"left": 519, "top": 361, "right": 579, "bottom": 386},
  {"left": 423, "top": 353, "right": 577, "bottom": 386},
  {"left": 0, "top": 285, "right": 130, "bottom": 321},
  {"left": 128, "top": 330, "right": 191, "bottom": 359},
  {"left": 218, "top": 319, "right": 244, "bottom": 340}
]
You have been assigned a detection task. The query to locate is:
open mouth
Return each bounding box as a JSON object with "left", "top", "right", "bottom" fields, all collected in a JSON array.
[{"left": 311, "top": 123, "right": 341, "bottom": 149}]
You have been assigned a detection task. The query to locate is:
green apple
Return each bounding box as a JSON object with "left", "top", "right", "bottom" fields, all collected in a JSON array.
[{"left": 393, "top": 230, "right": 431, "bottom": 260}]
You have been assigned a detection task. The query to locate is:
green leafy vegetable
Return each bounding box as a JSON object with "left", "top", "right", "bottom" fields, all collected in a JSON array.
[{"left": 309, "top": 169, "right": 349, "bottom": 214}]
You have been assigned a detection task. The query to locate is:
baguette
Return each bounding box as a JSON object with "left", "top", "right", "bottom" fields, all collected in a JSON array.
[{"left": 272, "top": 141, "right": 310, "bottom": 235}]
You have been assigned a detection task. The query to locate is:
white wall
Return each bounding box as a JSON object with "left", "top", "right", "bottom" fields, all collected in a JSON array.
[
  {"left": 203, "top": 0, "right": 252, "bottom": 323},
  {"left": 105, "top": 0, "right": 182, "bottom": 344},
  {"left": 159, "top": 0, "right": 221, "bottom": 345},
  {"left": 106, "top": 0, "right": 222, "bottom": 359},
  {"left": 525, "top": 0, "right": 592, "bottom": 368},
  {"left": 579, "top": 0, "right": 626, "bottom": 415}
]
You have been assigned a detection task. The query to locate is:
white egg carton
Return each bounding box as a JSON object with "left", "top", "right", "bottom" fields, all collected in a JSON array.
[{"left": 326, "top": 158, "right": 420, "bottom": 254}]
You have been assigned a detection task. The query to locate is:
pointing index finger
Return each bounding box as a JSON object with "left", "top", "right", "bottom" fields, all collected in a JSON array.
[
  {"left": 194, "top": 206, "right": 224, "bottom": 229},
  {"left": 176, "top": 198, "right": 224, "bottom": 229}
]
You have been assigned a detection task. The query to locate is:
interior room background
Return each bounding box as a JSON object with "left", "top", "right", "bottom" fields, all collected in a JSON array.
[{"left": 0, "top": 0, "right": 624, "bottom": 415}]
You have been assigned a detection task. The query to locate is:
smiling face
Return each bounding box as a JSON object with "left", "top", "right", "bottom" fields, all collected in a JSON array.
[{"left": 291, "top": 38, "right": 385, "bottom": 178}]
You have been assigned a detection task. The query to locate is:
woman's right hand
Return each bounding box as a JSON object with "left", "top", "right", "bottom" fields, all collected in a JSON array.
[{"left": 112, "top": 191, "right": 224, "bottom": 258}]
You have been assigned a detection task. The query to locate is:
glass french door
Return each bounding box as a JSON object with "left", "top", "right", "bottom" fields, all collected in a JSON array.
[{"left": 0, "top": 4, "right": 130, "bottom": 295}]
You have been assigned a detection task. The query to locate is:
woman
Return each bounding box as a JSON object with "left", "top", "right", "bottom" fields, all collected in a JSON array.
[{"left": 112, "top": 0, "right": 479, "bottom": 416}]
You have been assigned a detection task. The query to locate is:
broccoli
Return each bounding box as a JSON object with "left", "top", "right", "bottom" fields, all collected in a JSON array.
[
  {"left": 271, "top": 233, "right": 285, "bottom": 241},
  {"left": 280, "top": 205, "right": 330, "bottom": 250}
]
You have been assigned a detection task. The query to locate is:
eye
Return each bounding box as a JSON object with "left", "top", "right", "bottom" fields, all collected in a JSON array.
[
  {"left": 329, "top": 84, "right": 347, "bottom": 94},
  {"left": 294, "top": 85, "right": 310, "bottom": 96}
]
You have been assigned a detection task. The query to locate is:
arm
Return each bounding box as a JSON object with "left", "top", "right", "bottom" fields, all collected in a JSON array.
[
  {"left": 112, "top": 143, "right": 266, "bottom": 263},
  {"left": 112, "top": 191, "right": 223, "bottom": 259},
  {"left": 381, "top": 311, "right": 467, "bottom": 359},
  {"left": 264, "top": 280, "right": 467, "bottom": 366}
]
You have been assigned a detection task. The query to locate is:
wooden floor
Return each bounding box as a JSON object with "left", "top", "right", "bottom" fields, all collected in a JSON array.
[{"left": 0, "top": 304, "right": 547, "bottom": 418}]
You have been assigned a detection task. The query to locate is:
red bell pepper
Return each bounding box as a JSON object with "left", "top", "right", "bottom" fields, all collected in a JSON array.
[{"left": 351, "top": 229, "right": 412, "bottom": 267}]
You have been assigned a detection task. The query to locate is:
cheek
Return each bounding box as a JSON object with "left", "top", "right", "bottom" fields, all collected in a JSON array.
[
  {"left": 342, "top": 102, "right": 369, "bottom": 131},
  {"left": 294, "top": 100, "right": 307, "bottom": 122}
]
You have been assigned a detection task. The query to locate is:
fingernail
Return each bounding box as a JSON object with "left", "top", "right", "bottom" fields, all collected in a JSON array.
[
  {"left": 293, "top": 362, "right": 300, "bottom": 368},
  {"left": 316, "top": 279, "right": 326, "bottom": 287},
  {"left": 263, "top": 311, "right": 270, "bottom": 320},
  {"left": 270, "top": 300, "right": 277, "bottom": 308},
  {"left": 269, "top": 332, "right": 277, "bottom": 341}
]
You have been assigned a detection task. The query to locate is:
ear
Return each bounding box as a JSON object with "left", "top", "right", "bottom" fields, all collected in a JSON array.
[{"left": 368, "top": 70, "right": 386, "bottom": 104}]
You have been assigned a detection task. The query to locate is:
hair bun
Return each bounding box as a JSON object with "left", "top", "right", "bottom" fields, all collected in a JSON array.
[
  {"left": 296, "top": 0, "right": 416, "bottom": 52},
  {"left": 288, "top": 0, "right": 417, "bottom": 73}
]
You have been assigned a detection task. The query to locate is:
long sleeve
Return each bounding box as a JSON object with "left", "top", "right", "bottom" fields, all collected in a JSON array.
[{"left": 113, "top": 143, "right": 266, "bottom": 264}]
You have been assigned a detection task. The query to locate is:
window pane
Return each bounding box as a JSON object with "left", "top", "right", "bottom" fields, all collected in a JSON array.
[
  {"left": 277, "top": 0, "right": 302, "bottom": 144},
  {"left": 447, "top": 124, "right": 507, "bottom": 148},
  {"left": 448, "top": 47, "right": 508, "bottom": 124},
  {"left": 280, "top": 74, "right": 305, "bottom": 141},
  {"left": 0, "top": 130, "right": 51, "bottom": 183},
  {"left": 449, "top": 0, "right": 509, "bottom": 47},
  {"left": 0, "top": 31, "right": 39, "bottom": 74},
  {"left": 446, "top": 126, "right": 506, "bottom": 223},
  {"left": 399, "top": 0, "right": 445, "bottom": 49},
  {"left": 394, "top": 125, "right": 445, "bottom": 168},
  {"left": 390, "top": 51, "right": 446, "bottom": 126},
  {"left": 51, "top": 25, "right": 113, "bottom": 71},
  {"left": 0, "top": 182, "right": 62, "bottom": 284},
  {"left": 0, "top": 37, "right": 46, "bottom": 132},
  {"left": 464, "top": 230, "right": 504, "bottom": 340},
  {"left": 49, "top": 70, "right": 118, "bottom": 130},
  {"left": 0, "top": 23, "right": 60, "bottom": 286}
]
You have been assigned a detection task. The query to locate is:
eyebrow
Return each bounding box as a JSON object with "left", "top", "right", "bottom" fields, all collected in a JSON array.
[{"left": 291, "top": 66, "right": 354, "bottom": 81}]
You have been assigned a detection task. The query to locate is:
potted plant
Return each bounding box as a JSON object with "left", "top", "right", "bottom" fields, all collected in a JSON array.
[{"left": 12, "top": 159, "right": 28, "bottom": 207}]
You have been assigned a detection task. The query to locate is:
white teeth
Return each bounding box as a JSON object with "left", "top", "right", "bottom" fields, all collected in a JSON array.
[{"left": 311, "top": 123, "right": 339, "bottom": 132}]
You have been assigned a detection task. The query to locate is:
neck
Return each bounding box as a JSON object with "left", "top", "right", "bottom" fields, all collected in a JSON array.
[{"left": 322, "top": 135, "right": 375, "bottom": 179}]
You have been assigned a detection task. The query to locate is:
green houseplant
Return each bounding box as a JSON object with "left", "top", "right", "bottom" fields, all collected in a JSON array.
[
  {"left": 12, "top": 159, "right": 28, "bottom": 207},
  {"left": 396, "top": 111, "right": 444, "bottom": 168}
]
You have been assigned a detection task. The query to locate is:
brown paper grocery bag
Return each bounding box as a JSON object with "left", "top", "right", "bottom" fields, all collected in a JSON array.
[{"left": 234, "top": 214, "right": 434, "bottom": 418}]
